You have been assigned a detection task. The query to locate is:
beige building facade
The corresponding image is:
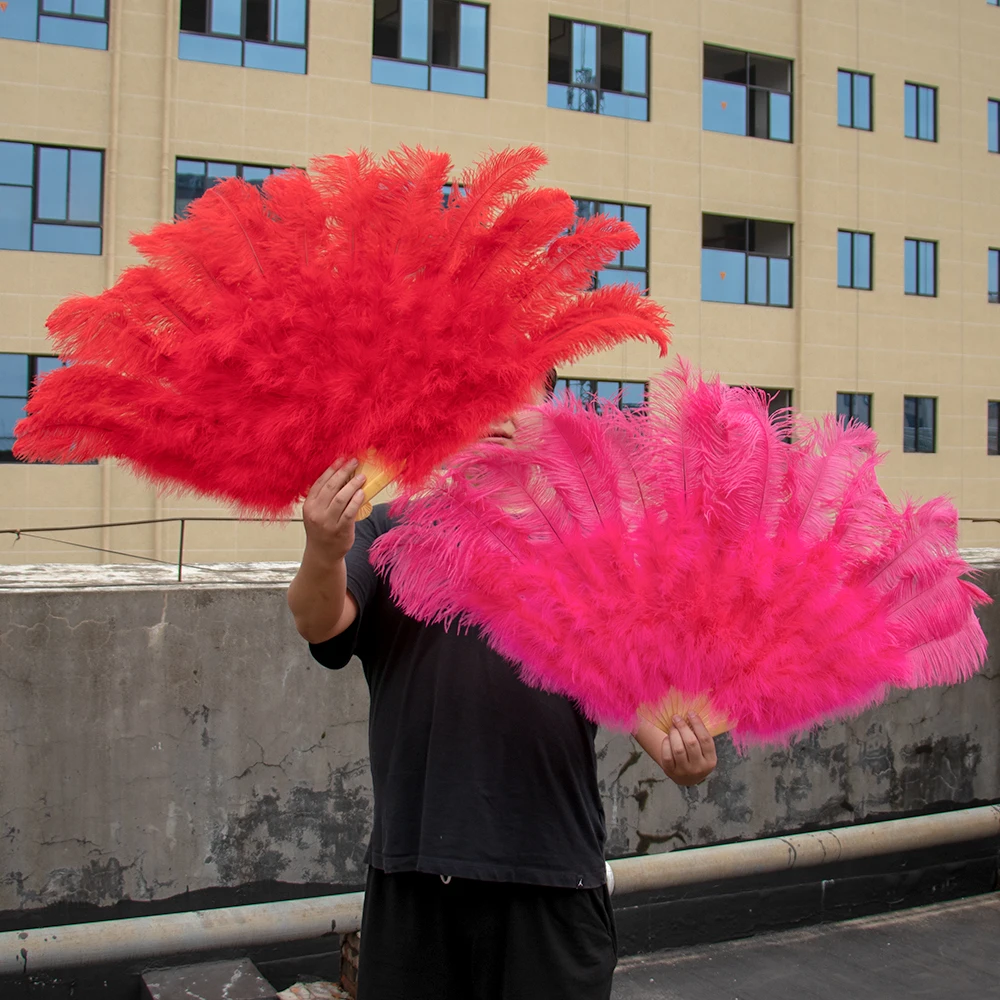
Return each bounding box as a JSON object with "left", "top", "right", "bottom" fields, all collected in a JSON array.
[{"left": 1, "top": 0, "right": 999, "bottom": 566}]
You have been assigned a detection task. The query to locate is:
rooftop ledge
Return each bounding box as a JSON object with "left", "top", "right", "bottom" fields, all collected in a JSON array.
[
  {"left": 0, "top": 551, "right": 998, "bottom": 594},
  {"left": 0, "top": 560, "right": 300, "bottom": 593}
]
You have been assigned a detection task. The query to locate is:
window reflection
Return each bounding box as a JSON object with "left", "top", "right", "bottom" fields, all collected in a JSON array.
[
  {"left": 838, "top": 230, "right": 873, "bottom": 290},
  {"left": 0, "top": 141, "right": 103, "bottom": 254},
  {"left": 174, "top": 158, "right": 281, "bottom": 218},
  {"left": 701, "top": 248, "right": 747, "bottom": 304},
  {"left": 904, "top": 82, "right": 937, "bottom": 141},
  {"left": 0, "top": 353, "right": 76, "bottom": 462},
  {"left": 903, "top": 396, "right": 936, "bottom": 453},
  {"left": 836, "top": 392, "right": 872, "bottom": 428},
  {"left": 838, "top": 70, "right": 872, "bottom": 130},
  {"left": 372, "top": 0, "right": 488, "bottom": 97},
  {"left": 1, "top": 0, "right": 109, "bottom": 49},
  {"left": 702, "top": 214, "right": 792, "bottom": 306},
  {"left": 548, "top": 16, "right": 649, "bottom": 121},
  {"left": 555, "top": 378, "right": 648, "bottom": 413},
  {"left": 703, "top": 45, "right": 792, "bottom": 141},
  {"left": 573, "top": 199, "right": 650, "bottom": 292},
  {"left": 178, "top": 0, "right": 308, "bottom": 74}
]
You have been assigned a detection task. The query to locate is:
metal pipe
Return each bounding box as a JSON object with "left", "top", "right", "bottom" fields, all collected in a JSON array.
[
  {"left": 177, "top": 518, "right": 185, "bottom": 582},
  {"left": 2, "top": 805, "right": 997, "bottom": 975},
  {"left": 153, "top": 0, "right": 177, "bottom": 564},
  {"left": 608, "top": 804, "right": 1000, "bottom": 896},
  {"left": 99, "top": 0, "right": 125, "bottom": 564},
  {"left": 2, "top": 892, "right": 365, "bottom": 976}
]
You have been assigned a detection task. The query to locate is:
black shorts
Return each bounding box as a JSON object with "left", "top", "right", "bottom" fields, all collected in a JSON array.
[{"left": 357, "top": 866, "right": 618, "bottom": 1000}]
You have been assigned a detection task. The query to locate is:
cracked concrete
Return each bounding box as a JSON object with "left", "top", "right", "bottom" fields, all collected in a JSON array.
[
  {"left": 1, "top": 583, "right": 372, "bottom": 915},
  {"left": 1, "top": 557, "right": 998, "bottom": 918}
]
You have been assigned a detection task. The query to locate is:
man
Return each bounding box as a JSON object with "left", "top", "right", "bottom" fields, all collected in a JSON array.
[{"left": 287, "top": 393, "right": 718, "bottom": 1000}]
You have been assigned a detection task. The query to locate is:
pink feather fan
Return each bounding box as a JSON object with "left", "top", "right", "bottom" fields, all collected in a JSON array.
[
  {"left": 370, "top": 363, "right": 990, "bottom": 745},
  {"left": 13, "top": 145, "right": 669, "bottom": 517}
]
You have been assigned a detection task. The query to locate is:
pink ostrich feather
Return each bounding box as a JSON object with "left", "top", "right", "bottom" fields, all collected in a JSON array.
[{"left": 370, "top": 362, "right": 991, "bottom": 744}]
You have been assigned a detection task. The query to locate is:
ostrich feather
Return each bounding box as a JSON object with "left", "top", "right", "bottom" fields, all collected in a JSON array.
[
  {"left": 372, "top": 362, "right": 990, "bottom": 745},
  {"left": 711, "top": 386, "right": 792, "bottom": 542},
  {"left": 785, "top": 415, "right": 881, "bottom": 544},
  {"left": 644, "top": 362, "right": 728, "bottom": 516},
  {"left": 861, "top": 499, "right": 991, "bottom": 686},
  {"left": 13, "top": 145, "right": 670, "bottom": 516}
]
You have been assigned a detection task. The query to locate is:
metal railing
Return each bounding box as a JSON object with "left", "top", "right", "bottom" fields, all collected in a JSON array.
[
  {"left": 0, "top": 516, "right": 301, "bottom": 582},
  {"left": 1, "top": 516, "right": 997, "bottom": 584}
]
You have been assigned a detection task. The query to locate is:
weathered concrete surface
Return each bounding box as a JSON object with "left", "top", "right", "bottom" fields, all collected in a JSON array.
[
  {"left": 1, "top": 558, "right": 998, "bottom": 918},
  {"left": 611, "top": 894, "right": 1000, "bottom": 999},
  {"left": 1, "top": 584, "right": 372, "bottom": 915}
]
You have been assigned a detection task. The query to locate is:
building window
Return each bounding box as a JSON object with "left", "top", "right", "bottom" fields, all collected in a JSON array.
[
  {"left": 989, "top": 99, "right": 1000, "bottom": 153},
  {"left": 754, "top": 387, "right": 793, "bottom": 417},
  {"left": 701, "top": 214, "right": 792, "bottom": 307},
  {"left": 990, "top": 248, "right": 1000, "bottom": 303},
  {"left": 573, "top": 200, "right": 649, "bottom": 292},
  {"left": 904, "top": 238, "right": 936, "bottom": 296},
  {"left": 548, "top": 17, "right": 649, "bottom": 121},
  {"left": 989, "top": 401, "right": 999, "bottom": 455},
  {"left": 555, "top": 378, "right": 647, "bottom": 413},
  {"left": 904, "top": 82, "right": 937, "bottom": 141},
  {"left": 703, "top": 45, "right": 792, "bottom": 142},
  {"left": 0, "top": 141, "right": 103, "bottom": 254},
  {"left": 837, "top": 230, "right": 873, "bottom": 290},
  {"left": 372, "top": 0, "right": 487, "bottom": 97},
  {"left": 0, "top": 354, "right": 69, "bottom": 462},
  {"left": 837, "top": 392, "right": 872, "bottom": 428},
  {"left": 837, "top": 70, "right": 872, "bottom": 130},
  {"left": 742, "top": 387, "right": 793, "bottom": 441},
  {"left": 178, "top": 0, "right": 308, "bottom": 75},
  {"left": 903, "top": 396, "right": 936, "bottom": 453},
  {"left": 441, "top": 182, "right": 467, "bottom": 208},
  {"left": 0, "top": 0, "right": 108, "bottom": 49},
  {"left": 174, "top": 158, "right": 281, "bottom": 218}
]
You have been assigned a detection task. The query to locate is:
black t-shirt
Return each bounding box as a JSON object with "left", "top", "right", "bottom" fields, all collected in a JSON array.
[{"left": 309, "top": 505, "right": 608, "bottom": 889}]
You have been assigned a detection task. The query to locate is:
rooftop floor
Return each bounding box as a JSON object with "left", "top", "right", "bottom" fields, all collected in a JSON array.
[{"left": 612, "top": 893, "right": 1000, "bottom": 1000}]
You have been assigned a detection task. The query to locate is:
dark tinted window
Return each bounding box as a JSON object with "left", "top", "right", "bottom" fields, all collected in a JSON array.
[{"left": 903, "top": 396, "right": 936, "bottom": 453}]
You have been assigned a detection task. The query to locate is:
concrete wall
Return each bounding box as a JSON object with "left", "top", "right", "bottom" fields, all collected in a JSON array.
[{"left": 1, "top": 560, "right": 998, "bottom": 921}]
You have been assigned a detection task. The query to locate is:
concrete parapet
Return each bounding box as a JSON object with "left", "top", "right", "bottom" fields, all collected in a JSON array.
[{"left": 1, "top": 556, "right": 997, "bottom": 921}]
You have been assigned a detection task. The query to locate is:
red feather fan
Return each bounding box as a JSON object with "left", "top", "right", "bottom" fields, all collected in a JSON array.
[
  {"left": 371, "top": 363, "right": 990, "bottom": 745},
  {"left": 13, "top": 146, "right": 670, "bottom": 516}
]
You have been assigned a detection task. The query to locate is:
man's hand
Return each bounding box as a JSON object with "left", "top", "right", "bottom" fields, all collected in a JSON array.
[
  {"left": 287, "top": 460, "right": 366, "bottom": 644},
  {"left": 302, "top": 459, "right": 368, "bottom": 562},
  {"left": 635, "top": 713, "right": 718, "bottom": 787}
]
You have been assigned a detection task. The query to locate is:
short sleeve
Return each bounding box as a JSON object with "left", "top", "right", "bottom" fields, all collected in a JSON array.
[{"left": 308, "top": 506, "right": 389, "bottom": 670}]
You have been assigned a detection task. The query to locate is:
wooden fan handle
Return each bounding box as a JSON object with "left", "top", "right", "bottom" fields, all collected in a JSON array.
[
  {"left": 355, "top": 458, "right": 398, "bottom": 521},
  {"left": 639, "top": 689, "right": 733, "bottom": 738}
]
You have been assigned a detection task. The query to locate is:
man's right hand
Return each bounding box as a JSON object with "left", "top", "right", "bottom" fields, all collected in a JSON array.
[
  {"left": 302, "top": 459, "right": 368, "bottom": 561},
  {"left": 288, "top": 460, "right": 366, "bottom": 643}
]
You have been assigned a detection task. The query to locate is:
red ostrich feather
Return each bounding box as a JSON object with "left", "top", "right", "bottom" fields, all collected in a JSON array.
[
  {"left": 13, "top": 145, "right": 670, "bottom": 516},
  {"left": 371, "top": 362, "right": 990, "bottom": 746}
]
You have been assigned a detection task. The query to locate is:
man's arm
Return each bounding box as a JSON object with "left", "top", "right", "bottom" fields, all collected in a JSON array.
[
  {"left": 288, "top": 459, "right": 367, "bottom": 644},
  {"left": 634, "top": 712, "right": 718, "bottom": 787}
]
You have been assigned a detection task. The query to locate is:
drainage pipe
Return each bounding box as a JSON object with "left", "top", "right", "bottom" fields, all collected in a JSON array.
[
  {"left": 606, "top": 803, "right": 1000, "bottom": 897},
  {"left": 1, "top": 892, "right": 365, "bottom": 977},
  {"left": 3, "top": 805, "right": 998, "bottom": 975}
]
